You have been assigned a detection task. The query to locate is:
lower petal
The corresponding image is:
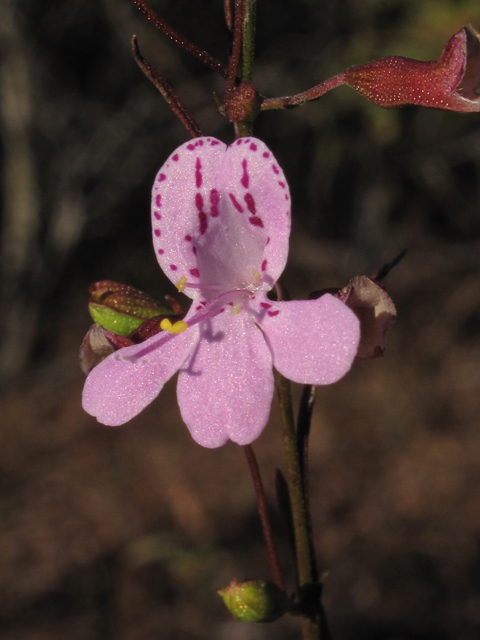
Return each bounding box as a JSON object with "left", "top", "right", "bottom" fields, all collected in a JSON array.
[
  {"left": 83, "top": 324, "right": 198, "bottom": 426},
  {"left": 259, "top": 294, "right": 360, "bottom": 385},
  {"left": 177, "top": 312, "right": 274, "bottom": 448}
]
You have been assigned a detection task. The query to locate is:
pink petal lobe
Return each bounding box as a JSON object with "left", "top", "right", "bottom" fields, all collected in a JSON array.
[
  {"left": 83, "top": 322, "right": 199, "bottom": 426},
  {"left": 259, "top": 294, "right": 360, "bottom": 385},
  {"left": 151, "top": 138, "right": 227, "bottom": 296},
  {"left": 176, "top": 312, "right": 274, "bottom": 448},
  {"left": 219, "top": 138, "right": 291, "bottom": 285}
]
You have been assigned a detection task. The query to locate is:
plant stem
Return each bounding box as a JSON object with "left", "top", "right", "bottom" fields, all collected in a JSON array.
[
  {"left": 226, "top": 0, "right": 244, "bottom": 96},
  {"left": 243, "top": 445, "right": 285, "bottom": 590},
  {"left": 261, "top": 73, "right": 346, "bottom": 110},
  {"left": 131, "top": 0, "right": 228, "bottom": 78},
  {"left": 297, "top": 384, "right": 318, "bottom": 583},
  {"left": 131, "top": 36, "right": 202, "bottom": 138},
  {"left": 241, "top": 0, "right": 256, "bottom": 82}
]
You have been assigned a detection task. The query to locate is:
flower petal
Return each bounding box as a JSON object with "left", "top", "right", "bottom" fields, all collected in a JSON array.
[
  {"left": 176, "top": 312, "right": 274, "bottom": 448},
  {"left": 151, "top": 137, "right": 291, "bottom": 297},
  {"left": 151, "top": 137, "right": 227, "bottom": 295},
  {"left": 259, "top": 294, "right": 360, "bottom": 385},
  {"left": 83, "top": 322, "right": 198, "bottom": 426},
  {"left": 220, "top": 137, "right": 291, "bottom": 286}
]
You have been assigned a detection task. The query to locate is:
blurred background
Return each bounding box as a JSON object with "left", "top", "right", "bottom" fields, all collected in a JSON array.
[{"left": 1, "top": 0, "right": 480, "bottom": 638}]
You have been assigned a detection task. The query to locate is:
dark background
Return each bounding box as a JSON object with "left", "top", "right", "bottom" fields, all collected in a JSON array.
[{"left": 1, "top": 0, "right": 480, "bottom": 638}]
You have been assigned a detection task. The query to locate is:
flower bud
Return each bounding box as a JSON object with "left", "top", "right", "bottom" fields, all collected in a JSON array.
[
  {"left": 217, "top": 579, "right": 288, "bottom": 623},
  {"left": 79, "top": 324, "right": 134, "bottom": 375},
  {"left": 344, "top": 25, "right": 480, "bottom": 112},
  {"left": 88, "top": 280, "right": 174, "bottom": 336},
  {"left": 338, "top": 276, "right": 396, "bottom": 360}
]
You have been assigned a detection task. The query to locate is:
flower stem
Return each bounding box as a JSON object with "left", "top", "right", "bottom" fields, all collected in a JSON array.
[
  {"left": 261, "top": 73, "right": 346, "bottom": 110},
  {"left": 130, "top": 0, "right": 228, "bottom": 78},
  {"left": 131, "top": 36, "right": 202, "bottom": 139},
  {"left": 242, "top": 0, "right": 256, "bottom": 83},
  {"left": 243, "top": 444, "right": 285, "bottom": 590}
]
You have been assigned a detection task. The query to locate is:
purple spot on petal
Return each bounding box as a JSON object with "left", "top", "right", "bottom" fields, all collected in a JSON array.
[
  {"left": 229, "top": 193, "right": 244, "bottom": 212},
  {"left": 195, "top": 192, "right": 204, "bottom": 211},
  {"left": 195, "top": 157, "right": 202, "bottom": 188},
  {"left": 198, "top": 211, "right": 207, "bottom": 235},
  {"left": 244, "top": 139, "right": 250, "bottom": 144},
  {"left": 154, "top": 211, "right": 161, "bottom": 220},
  {"left": 154, "top": 229, "right": 161, "bottom": 237},
  {"left": 263, "top": 152, "right": 270, "bottom": 158},
  {"left": 236, "top": 139, "right": 242, "bottom": 145},
  {"left": 268, "top": 310, "right": 280, "bottom": 317},
  {"left": 196, "top": 305, "right": 202, "bottom": 310},
  {"left": 198, "top": 140, "right": 204, "bottom": 146},
  {"left": 272, "top": 165, "right": 279, "bottom": 175},
  {"left": 210, "top": 140, "right": 220, "bottom": 146},
  {"left": 250, "top": 143, "right": 257, "bottom": 151},
  {"left": 193, "top": 247, "right": 197, "bottom": 255},
  {"left": 219, "top": 308, "right": 225, "bottom": 313},
  {"left": 156, "top": 194, "right": 162, "bottom": 207},
  {"left": 172, "top": 154, "right": 179, "bottom": 161},
  {"left": 210, "top": 188, "right": 219, "bottom": 217},
  {"left": 158, "top": 173, "right": 166, "bottom": 182},
  {"left": 278, "top": 181, "right": 285, "bottom": 188},
  {"left": 228, "top": 302, "right": 234, "bottom": 306},
  {"left": 190, "top": 268, "right": 200, "bottom": 277},
  {"left": 261, "top": 259, "right": 267, "bottom": 271},
  {"left": 170, "top": 264, "right": 177, "bottom": 271},
  {"left": 241, "top": 159, "right": 249, "bottom": 188},
  {"left": 158, "top": 249, "right": 164, "bottom": 255},
  {"left": 285, "top": 194, "right": 289, "bottom": 200},
  {"left": 185, "top": 235, "right": 192, "bottom": 241},
  {"left": 187, "top": 144, "right": 195, "bottom": 150},
  {"left": 249, "top": 216, "right": 264, "bottom": 227},
  {"left": 244, "top": 192, "right": 256, "bottom": 214},
  {"left": 266, "top": 236, "right": 270, "bottom": 245},
  {"left": 260, "top": 302, "right": 271, "bottom": 309}
]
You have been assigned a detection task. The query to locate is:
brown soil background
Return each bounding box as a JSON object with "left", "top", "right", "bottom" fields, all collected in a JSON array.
[{"left": 1, "top": 1, "right": 480, "bottom": 638}]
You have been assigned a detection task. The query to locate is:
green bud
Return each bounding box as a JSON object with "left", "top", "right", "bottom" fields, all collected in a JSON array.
[
  {"left": 217, "top": 580, "right": 288, "bottom": 623},
  {"left": 88, "top": 281, "right": 174, "bottom": 337}
]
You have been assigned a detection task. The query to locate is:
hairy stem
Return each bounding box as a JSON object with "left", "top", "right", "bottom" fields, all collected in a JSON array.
[
  {"left": 132, "top": 36, "right": 202, "bottom": 138},
  {"left": 261, "top": 73, "right": 346, "bottom": 110},
  {"left": 242, "top": 0, "right": 256, "bottom": 82},
  {"left": 131, "top": 0, "right": 228, "bottom": 78},
  {"left": 243, "top": 445, "right": 285, "bottom": 590}
]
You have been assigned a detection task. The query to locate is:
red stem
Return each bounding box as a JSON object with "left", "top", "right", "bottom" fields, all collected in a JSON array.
[
  {"left": 132, "top": 36, "right": 202, "bottom": 139},
  {"left": 226, "top": 0, "right": 244, "bottom": 95},
  {"left": 243, "top": 444, "right": 285, "bottom": 590},
  {"left": 131, "top": 0, "right": 229, "bottom": 79},
  {"left": 261, "top": 73, "right": 346, "bottom": 110}
]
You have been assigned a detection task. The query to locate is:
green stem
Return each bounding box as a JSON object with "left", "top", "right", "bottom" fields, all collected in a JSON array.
[
  {"left": 242, "top": 0, "right": 256, "bottom": 82},
  {"left": 275, "top": 372, "right": 315, "bottom": 590}
]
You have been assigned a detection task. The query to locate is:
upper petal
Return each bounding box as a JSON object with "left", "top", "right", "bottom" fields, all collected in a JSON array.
[
  {"left": 83, "top": 320, "right": 198, "bottom": 426},
  {"left": 258, "top": 294, "right": 360, "bottom": 385},
  {"left": 152, "top": 137, "right": 227, "bottom": 295},
  {"left": 151, "top": 137, "right": 291, "bottom": 298},
  {"left": 176, "top": 311, "right": 274, "bottom": 448}
]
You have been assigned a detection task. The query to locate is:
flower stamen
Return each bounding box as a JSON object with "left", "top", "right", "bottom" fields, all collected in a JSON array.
[{"left": 160, "top": 318, "right": 189, "bottom": 334}]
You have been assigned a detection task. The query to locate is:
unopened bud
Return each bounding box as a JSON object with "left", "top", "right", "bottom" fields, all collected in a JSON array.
[
  {"left": 88, "top": 280, "right": 174, "bottom": 336},
  {"left": 217, "top": 579, "right": 288, "bottom": 623}
]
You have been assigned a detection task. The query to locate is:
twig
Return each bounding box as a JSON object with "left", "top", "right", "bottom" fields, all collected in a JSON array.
[{"left": 261, "top": 73, "right": 346, "bottom": 110}]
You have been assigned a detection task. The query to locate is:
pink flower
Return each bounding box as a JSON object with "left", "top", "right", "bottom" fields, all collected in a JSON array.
[
  {"left": 344, "top": 25, "right": 480, "bottom": 112},
  {"left": 82, "top": 137, "right": 360, "bottom": 448}
]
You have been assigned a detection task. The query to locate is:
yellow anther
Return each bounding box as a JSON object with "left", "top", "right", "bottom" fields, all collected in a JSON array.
[
  {"left": 176, "top": 276, "right": 188, "bottom": 292},
  {"left": 253, "top": 269, "right": 261, "bottom": 282},
  {"left": 231, "top": 302, "right": 243, "bottom": 315},
  {"left": 160, "top": 318, "right": 188, "bottom": 335}
]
